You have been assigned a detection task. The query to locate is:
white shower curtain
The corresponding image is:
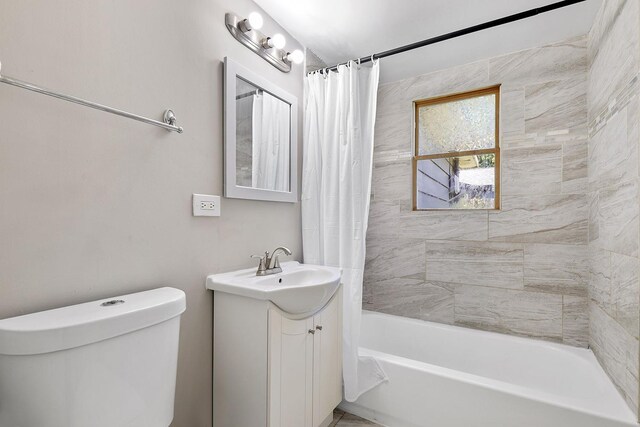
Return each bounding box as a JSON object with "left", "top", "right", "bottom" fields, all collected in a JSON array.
[
  {"left": 252, "top": 91, "right": 291, "bottom": 191},
  {"left": 302, "top": 61, "right": 387, "bottom": 402}
]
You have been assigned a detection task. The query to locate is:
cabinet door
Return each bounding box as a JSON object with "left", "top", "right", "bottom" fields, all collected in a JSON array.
[
  {"left": 269, "top": 309, "right": 314, "bottom": 427},
  {"left": 312, "top": 292, "right": 343, "bottom": 427}
]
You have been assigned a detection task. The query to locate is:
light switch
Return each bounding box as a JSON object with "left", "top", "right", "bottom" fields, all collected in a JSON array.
[{"left": 193, "top": 194, "right": 221, "bottom": 217}]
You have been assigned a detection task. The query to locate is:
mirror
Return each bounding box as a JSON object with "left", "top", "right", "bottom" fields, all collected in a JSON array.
[{"left": 224, "top": 57, "right": 298, "bottom": 202}]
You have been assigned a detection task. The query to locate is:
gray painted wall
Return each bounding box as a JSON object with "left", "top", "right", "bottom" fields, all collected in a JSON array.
[
  {"left": 0, "top": 1, "right": 304, "bottom": 426},
  {"left": 365, "top": 35, "right": 590, "bottom": 346},
  {"left": 587, "top": 0, "right": 640, "bottom": 417}
]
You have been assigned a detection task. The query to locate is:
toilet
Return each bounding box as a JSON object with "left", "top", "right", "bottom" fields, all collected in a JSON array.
[{"left": 0, "top": 287, "right": 186, "bottom": 427}]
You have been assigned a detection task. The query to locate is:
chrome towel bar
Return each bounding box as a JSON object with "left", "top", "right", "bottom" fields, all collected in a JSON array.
[{"left": 0, "top": 61, "right": 183, "bottom": 133}]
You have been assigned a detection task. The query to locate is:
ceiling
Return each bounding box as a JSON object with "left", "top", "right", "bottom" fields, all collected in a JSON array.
[{"left": 253, "top": 0, "right": 602, "bottom": 83}]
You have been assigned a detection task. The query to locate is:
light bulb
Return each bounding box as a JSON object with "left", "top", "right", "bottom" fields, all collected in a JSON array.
[
  {"left": 286, "top": 50, "right": 304, "bottom": 65},
  {"left": 272, "top": 33, "right": 286, "bottom": 49},
  {"left": 248, "top": 12, "right": 263, "bottom": 30}
]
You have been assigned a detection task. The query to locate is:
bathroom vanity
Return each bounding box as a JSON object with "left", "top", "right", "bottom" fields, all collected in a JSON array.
[{"left": 207, "top": 261, "right": 342, "bottom": 427}]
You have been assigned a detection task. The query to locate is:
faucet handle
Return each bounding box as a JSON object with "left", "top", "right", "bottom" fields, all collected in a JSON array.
[
  {"left": 251, "top": 251, "right": 270, "bottom": 260},
  {"left": 251, "top": 253, "right": 268, "bottom": 274}
]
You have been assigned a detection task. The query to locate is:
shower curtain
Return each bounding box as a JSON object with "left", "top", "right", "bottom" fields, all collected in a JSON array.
[
  {"left": 302, "top": 60, "right": 387, "bottom": 402},
  {"left": 252, "top": 91, "right": 291, "bottom": 191}
]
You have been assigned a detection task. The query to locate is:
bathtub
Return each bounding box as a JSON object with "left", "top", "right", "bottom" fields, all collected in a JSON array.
[{"left": 340, "top": 311, "right": 638, "bottom": 427}]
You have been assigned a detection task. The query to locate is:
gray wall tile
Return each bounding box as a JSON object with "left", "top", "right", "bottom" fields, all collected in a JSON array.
[
  {"left": 364, "top": 278, "right": 454, "bottom": 324},
  {"left": 488, "top": 194, "right": 588, "bottom": 244},
  {"left": 588, "top": 192, "right": 600, "bottom": 243},
  {"left": 489, "top": 36, "right": 587, "bottom": 87},
  {"left": 365, "top": 237, "right": 425, "bottom": 283},
  {"left": 501, "top": 145, "right": 562, "bottom": 195},
  {"left": 366, "top": 35, "right": 591, "bottom": 348},
  {"left": 425, "top": 241, "right": 523, "bottom": 289},
  {"left": 404, "top": 60, "right": 490, "bottom": 101},
  {"left": 588, "top": 0, "right": 625, "bottom": 56},
  {"left": 397, "top": 210, "right": 488, "bottom": 241},
  {"left": 588, "top": 0, "right": 640, "bottom": 417},
  {"left": 525, "top": 76, "right": 588, "bottom": 134},
  {"left": 562, "top": 140, "right": 589, "bottom": 193},
  {"left": 563, "top": 296, "right": 589, "bottom": 347},
  {"left": 596, "top": 179, "right": 639, "bottom": 257},
  {"left": 375, "top": 108, "right": 412, "bottom": 153},
  {"left": 524, "top": 244, "right": 588, "bottom": 296},
  {"left": 589, "top": 108, "right": 636, "bottom": 192},
  {"left": 454, "top": 285, "right": 563, "bottom": 341},
  {"left": 367, "top": 201, "right": 400, "bottom": 239},
  {"left": 588, "top": 0, "right": 639, "bottom": 119},
  {"left": 501, "top": 88, "right": 525, "bottom": 137},
  {"left": 590, "top": 303, "right": 639, "bottom": 412},
  {"left": 611, "top": 252, "right": 640, "bottom": 338},
  {"left": 588, "top": 246, "right": 613, "bottom": 313},
  {"left": 372, "top": 159, "right": 412, "bottom": 203}
]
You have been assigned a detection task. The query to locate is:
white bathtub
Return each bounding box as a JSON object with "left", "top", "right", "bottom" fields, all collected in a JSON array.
[{"left": 340, "top": 311, "right": 638, "bottom": 427}]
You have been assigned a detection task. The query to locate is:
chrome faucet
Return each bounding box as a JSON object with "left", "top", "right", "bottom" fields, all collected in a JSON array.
[
  {"left": 268, "top": 247, "right": 292, "bottom": 270},
  {"left": 251, "top": 247, "right": 292, "bottom": 276}
]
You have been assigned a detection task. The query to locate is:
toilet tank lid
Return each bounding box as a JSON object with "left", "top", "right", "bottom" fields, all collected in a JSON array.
[{"left": 0, "top": 287, "right": 186, "bottom": 356}]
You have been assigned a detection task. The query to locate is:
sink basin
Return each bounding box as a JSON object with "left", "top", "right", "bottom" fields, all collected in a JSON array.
[{"left": 206, "top": 261, "right": 341, "bottom": 316}]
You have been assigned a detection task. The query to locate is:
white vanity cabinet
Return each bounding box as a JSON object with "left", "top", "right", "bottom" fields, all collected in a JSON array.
[
  {"left": 212, "top": 287, "right": 342, "bottom": 427},
  {"left": 269, "top": 291, "right": 342, "bottom": 427}
]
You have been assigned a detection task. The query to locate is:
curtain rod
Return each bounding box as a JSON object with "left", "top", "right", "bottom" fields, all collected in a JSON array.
[
  {"left": 316, "top": 0, "right": 587, "bottom": 73},
  {"left": 236, "top": 89, "right": 262, "bottom": 100}
]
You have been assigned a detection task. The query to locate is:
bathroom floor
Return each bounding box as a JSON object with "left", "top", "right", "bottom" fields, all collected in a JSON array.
[{"left": 331, "top": 409, "right": 381, "bottom": 426}]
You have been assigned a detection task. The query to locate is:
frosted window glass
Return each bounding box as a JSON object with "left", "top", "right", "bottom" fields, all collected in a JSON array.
[{"left": 418, "top": 94, "right": 496, "bottom": 156}]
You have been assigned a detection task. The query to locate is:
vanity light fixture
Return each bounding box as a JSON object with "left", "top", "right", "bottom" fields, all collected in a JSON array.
[{"left": 225, "top": 12, "right": 301, "bottom": 73}]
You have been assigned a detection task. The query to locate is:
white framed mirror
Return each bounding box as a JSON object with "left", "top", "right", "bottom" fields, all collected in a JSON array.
[{"left": 224, "top": 57, "right": 298, "bottom": 203}]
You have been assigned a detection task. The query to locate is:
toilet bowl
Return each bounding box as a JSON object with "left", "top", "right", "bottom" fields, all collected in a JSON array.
[{"left": 0, "top": 287, "right": 186, "bottom": 427}]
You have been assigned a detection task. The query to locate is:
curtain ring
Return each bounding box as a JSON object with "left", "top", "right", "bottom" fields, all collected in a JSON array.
[{"left": 370, "top": 54, "right": 375, "bottom": 63}]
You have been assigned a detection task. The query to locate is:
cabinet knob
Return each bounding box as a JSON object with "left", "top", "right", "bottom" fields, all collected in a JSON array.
[
  {"left": 315, "top": 325, "right": 323, "bottom": 331},
  {"left": 308, "top": 329, "right": 315, "bottom": 334}
]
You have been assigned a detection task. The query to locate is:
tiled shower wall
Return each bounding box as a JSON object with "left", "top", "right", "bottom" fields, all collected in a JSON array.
[
  {"left": 364, "top": 35, "right": 591, "bottom": 346},
  {"left": 587, "top": 0, "right": 640, "bottom": 416}
]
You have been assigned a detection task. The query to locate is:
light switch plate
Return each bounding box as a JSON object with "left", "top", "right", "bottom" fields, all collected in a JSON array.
[{"left": 193, "top": 194, "right": 221, "bottom": 217}]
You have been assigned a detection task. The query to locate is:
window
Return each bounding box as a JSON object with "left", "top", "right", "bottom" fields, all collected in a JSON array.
[{"left": 413, "top": 85, "right": 500, "bottom": 210}]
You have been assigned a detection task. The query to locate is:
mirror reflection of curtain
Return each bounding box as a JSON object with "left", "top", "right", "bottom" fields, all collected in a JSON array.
[
  {"left": 251, "top": 92, "right": 290, "bottom": 191},
  {"left": 235, "top": 95, "right": 254, "bottom": 188}
]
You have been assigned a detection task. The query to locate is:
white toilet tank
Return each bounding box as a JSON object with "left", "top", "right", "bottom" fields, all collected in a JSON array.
[{"left": 0, "top": 287, "right": 186, "bottom": 427}]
